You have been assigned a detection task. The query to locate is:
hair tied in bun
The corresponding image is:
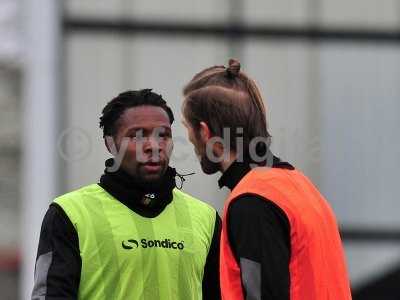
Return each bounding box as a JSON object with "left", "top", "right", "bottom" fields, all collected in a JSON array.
[{"left": 226, "top": 58, "right": 241, "bottom": 78}]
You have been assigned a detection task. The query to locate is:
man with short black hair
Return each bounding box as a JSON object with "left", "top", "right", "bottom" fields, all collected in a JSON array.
[{"left": 32, "top": 89, "right": 221, "bottom": 300}]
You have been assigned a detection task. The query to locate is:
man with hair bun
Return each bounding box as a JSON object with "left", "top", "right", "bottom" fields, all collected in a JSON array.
[
  {"left": 182, "top": 60, "right": 352, "bottom": 300},
  {"left": 32, "top": 89, "right": 221, "bottom": 300}
]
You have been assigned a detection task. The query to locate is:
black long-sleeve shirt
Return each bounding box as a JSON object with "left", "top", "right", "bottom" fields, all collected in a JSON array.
[
  {"left": 33, "top": 187, "right": 221, "bottom": 300},
  {"left": 218, "top": 157, "right": 294, "bottom": 300}
]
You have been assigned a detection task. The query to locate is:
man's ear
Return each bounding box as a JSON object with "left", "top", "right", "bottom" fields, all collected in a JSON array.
[
  {"left": 199, "top": 121, "right": 212, "bottom": 143},
  {"left": 104, "top": 136, "right": 116, "bottom": 154}
]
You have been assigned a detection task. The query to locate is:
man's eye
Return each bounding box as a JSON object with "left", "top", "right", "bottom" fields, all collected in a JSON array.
[
  {"left": 159, "top": 133, "right": 171, "bottom": 138},
  {"left": 129, "top": 134, "right": 143, "bottom": 140}
]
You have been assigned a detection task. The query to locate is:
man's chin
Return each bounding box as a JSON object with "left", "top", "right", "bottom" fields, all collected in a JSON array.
[
  {"left": 141, "top": 172, "right": 164, "bottom": 183},
  {"left": 140, "top": 166, "right": 167, "bottom": 183},
  {"left": 200, "top": 158, "right": 220, "bottom": 175},
  {"left": 202, "top": 168, "right": 219, "bottom": 175}
]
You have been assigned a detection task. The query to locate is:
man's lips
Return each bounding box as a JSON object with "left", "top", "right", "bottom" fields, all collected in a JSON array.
[
  {"left": 143, "top": 161, "right": 162, "bottom": 166},
  {"left": 141, "top": 162, "right": 163, "bottom": 172}
]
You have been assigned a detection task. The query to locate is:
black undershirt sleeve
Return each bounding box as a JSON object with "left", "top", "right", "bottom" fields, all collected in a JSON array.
[
  {"left": 202, "top": 212, "right": 222, "bottom": 300},
  {"left": 227, "top": 196, "right": 291, "bottom": 300},
  {"left": 32, "top": 203, "right": 81, "bottom": 300}
]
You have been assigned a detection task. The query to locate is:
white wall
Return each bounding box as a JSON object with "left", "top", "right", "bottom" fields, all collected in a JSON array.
[
  {"left": 319, "top": 44, "right": 400, "bottom": 286},
  {"left": 66, "top": 0, "right": 231, "bottom": 22},
  {"left": 0, "top": 68, "right": 20, "bottom": 250}
]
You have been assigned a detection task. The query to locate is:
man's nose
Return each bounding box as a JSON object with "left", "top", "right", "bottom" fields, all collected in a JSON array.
[{"left": 143, "top": 136, "right": 162, "bottom": 153}]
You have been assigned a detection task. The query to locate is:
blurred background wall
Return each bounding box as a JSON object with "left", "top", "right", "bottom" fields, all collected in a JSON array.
[
  {"left": 1, "top": 0, "right": 400, "bottom": 299},
  {"left": 0, "top": 0, "right": 21, "bottom": 299}
]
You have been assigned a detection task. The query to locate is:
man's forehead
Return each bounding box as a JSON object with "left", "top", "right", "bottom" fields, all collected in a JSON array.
[{"left": 119, "top": 106, "right": 171, "bottom": 127}]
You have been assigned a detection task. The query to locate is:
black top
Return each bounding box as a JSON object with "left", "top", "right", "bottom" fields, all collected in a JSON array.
[
  {"left": 33, "top": 167, "right": 221, "bottom": 300},
  {"left": 219, "top": 157, "right": 294, "bottom": 300}
]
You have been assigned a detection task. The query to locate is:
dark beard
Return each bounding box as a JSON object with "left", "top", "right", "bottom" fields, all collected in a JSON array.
[{"left": 199, "top": 154, "right": 220, "bottom": 175}]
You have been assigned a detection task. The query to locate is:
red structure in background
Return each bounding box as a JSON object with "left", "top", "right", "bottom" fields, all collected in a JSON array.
[{"left": 0, "top": 249, "right": 20, "bottom": 272}]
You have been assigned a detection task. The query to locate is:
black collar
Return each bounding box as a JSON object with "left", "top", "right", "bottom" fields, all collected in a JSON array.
[
  {"left": 218, "top": 156, "right": 295, "bottom": 191},
  {"left": 99, "top": 161, "right": 177, "bottom": 218}
]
